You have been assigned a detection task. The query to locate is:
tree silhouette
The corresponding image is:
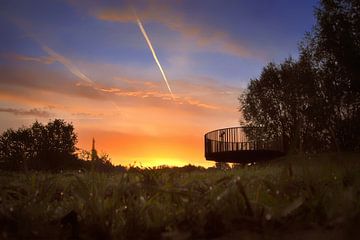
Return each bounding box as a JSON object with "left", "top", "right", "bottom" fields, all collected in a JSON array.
[
  {"left": 0, "top": 119, "right": 79, "bottom": 171},
  {"left": 309, "top": 0, "right": 360, "bottom": 151},
  {"left": 240, "top": 0, "right": 360, "bottom": 153},
  {"left": 240, "top": 55, "right": 319, "bottom": 152},
  {"left": 0, "top": 119, "right": 125, "bottom": 171},
  {"left": 314, "top": 0, "right": 360, "bottom": 92}
]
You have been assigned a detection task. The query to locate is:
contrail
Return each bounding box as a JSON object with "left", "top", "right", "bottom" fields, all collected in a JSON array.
[
  {"left": 42, "top": 46, "right": 94, "bottom": 85},
  {"left": 134, "top": 13, "right": 174, "bottom": 99},
  {"left": 10, "top": 17, "right": 94, "bottom": 86}
]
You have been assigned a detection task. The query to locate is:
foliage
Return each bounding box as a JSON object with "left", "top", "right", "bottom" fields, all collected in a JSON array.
[
  {"left": 309, "top": 0, "right": 360, "bottom": 151},
  {"left": 314, "top": 0, "right": 360, "bottom": 92},
  {"left": 240, "top": 56, "right": 319, "bottom": 152},
  {"left": 215, "top": 162, "right": 231, "bottom": 170},
  {"left": 240, "top": 0, "right": 360, "bottom": 152},
  {"left": 0, "top": 119, "right": 80, "bottom": 171},
  {"left": 81, "top": 148, "right": 119, "bottom": 172},
  {"left": 0, "top": 120, "right": 124, "bottom": 172},
  {"left": 1, "top": 153, "right": 360, "bottom": 239}
]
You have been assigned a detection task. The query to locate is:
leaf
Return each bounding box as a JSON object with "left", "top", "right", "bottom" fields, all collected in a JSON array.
[{"left": 282, "top": 197, "right": 303, "bottom": 217}]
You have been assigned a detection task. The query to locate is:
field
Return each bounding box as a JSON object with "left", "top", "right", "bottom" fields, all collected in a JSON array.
[{"left": 1, "top": 153, "right": 360, "bottom": 239}]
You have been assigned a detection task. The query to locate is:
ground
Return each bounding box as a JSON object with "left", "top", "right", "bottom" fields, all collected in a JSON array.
[{"left": 0, "top": 153, "right": 360, "bottom": 239}]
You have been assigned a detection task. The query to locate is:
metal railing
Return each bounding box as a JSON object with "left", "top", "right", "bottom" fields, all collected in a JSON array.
[{"left": 204, "top": 127, "right": 284, "bottom": 157}]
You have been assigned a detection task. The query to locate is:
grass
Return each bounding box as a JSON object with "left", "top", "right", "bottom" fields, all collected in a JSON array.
[{"left": 1, "top": 153, "right": 360, "bottom": 239}]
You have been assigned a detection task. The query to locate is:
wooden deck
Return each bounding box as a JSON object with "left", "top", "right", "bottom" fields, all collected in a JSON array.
[{"left": 204, "top": 127, "right": 285, "bottom": 163}]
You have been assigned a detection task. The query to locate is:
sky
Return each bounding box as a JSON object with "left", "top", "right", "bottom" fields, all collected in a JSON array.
[{"left": 0, "top": 0, "right": 317, "bottom": 167}]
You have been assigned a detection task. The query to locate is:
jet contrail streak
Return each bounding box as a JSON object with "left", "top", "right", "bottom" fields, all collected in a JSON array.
[
  {"left": 134, "top": 16, "right": 174, "bottom": 99},
  {"left": 42, "top": 46, "right": 94, "bottom": 85}
]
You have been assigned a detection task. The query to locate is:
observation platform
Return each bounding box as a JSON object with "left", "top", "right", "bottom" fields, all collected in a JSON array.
[{"left": 204, "top": 127, "right": 285, "bottom": 163}]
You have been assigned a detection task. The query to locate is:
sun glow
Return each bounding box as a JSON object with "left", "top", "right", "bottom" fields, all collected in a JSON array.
[{"left": 135, "top": 157, "right": 187, "bottom": 168}]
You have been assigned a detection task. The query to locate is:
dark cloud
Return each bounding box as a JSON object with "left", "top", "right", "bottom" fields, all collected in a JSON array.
[{"left": 0, "top": 107, "right": 52, "bottom": 118}]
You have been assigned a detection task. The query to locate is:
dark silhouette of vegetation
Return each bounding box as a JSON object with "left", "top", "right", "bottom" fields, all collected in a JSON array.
[
  {"left": 0, "top": 119, "right": 124, "bottom": 172},
  {"left": 215, "top": 162, "right": 231, "bottom": 170},
  {"left": 240, "top": 0, "right": 360, "bottom": 153},
  {"left": 0, "top": 119, "right": 79, "bottom": 171},
  {"left": 1, "top": 153, "right": 360, "bottom": 239},
  {"left": 78, "top": 138, "right": 121, "bottom": 172}
]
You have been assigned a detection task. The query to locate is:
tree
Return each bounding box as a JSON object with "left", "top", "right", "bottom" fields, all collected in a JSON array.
[
  {"left": 0, "top": 127, "right": 32, "bottom": 170},
  {"left": 314, "top": 0, "right": 360, "bottom": 92},
  {"left": 306, "top": 0, "right": 360, "bottom": 151},
  {"left": 240, "top": 55, "right": 319, "bottom": 153},
  {"left": 240, "top": 0, "right": 360, "bottom": 153},
  {"left": 0, "top": 119, "right": 79, "bottom": 171},
  {"left": 39, "top": 119, "right": 78, "bottom": 169}
]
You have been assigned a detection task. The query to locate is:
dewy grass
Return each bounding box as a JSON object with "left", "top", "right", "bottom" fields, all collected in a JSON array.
[{"left": 0, "top": 153, "right": 360, "bottom": 239}]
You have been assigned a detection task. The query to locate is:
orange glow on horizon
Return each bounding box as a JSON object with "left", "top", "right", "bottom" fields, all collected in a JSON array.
[
  {"left": 76, "top": 128, "right": 215, "bottom": 168},
  {"left": 0, "top": 22, "right": 242, "bottom": 169}
]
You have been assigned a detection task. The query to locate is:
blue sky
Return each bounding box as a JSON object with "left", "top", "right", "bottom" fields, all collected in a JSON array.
[
  {"left": 1, "top": 0, "right": 317, "bottom": 80},
  {"left": 0, "top": 0, "right": 319, "bottom": 167}
]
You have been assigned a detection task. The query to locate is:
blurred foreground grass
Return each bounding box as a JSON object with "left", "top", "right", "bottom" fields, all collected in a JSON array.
[{"left": 1, "top": 153, "right": 360, "bottom": 239}]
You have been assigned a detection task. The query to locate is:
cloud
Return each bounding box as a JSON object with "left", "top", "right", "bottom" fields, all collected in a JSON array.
[
  {"left": 115, "top": 77, "right": 159, "bottom": 88},
  {"left": 84, "top": 82, "right": 220, "bottom": 110},
  {"left": 0, "top": 107, "right": 52, "bottom": 118},
  {"left": 0, "top": 63, "right": 241, "bottom": 140},
  {"left": 3, "top": 13, "right": 237, "bottom": 111},
  {"left": 3, "top": 45, "right": 221, "bottom": 109},
  {"left": 94, "top": 3, "right": 259, "bottom": 58},
  {"left": 0, "top": 64, "right": 221, "bottom": 111},
  {"left": 70, "top": 111, "right": 105, "bottom": 120},
  {"left": 41, "top": 46, "right": 95, "bottom": 85},
  {"left": 0, "top": 15, "right": 95, "bottom": 85},
  {"left": 3, "top": 47, "right": 95, "bottom": 86},
  {"left": 3, "top": 53, "right": 56, "bottom": 64}
]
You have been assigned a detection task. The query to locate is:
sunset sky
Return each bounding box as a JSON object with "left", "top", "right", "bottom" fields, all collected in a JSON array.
[{"left": 0, "top": 0, "right": 317, "bottom": 167}]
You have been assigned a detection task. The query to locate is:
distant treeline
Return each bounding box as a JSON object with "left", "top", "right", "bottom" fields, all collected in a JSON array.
[
  {"left": 240, "top": 0, "right": 360, "bottom": 153},
  {"left": 0, "top": 119, "right": 209, "bottom": 172},
  {"left": 0, "top": 119, "right": 125, "bottom": 172}
]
